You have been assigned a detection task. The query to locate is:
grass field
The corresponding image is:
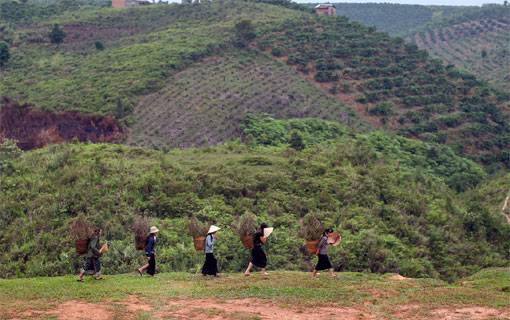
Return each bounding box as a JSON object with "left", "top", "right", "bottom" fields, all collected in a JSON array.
[{"left": 1, "top": 269, "right": 509, "bottom": 319}]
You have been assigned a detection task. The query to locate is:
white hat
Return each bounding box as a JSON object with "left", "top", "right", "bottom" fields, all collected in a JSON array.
[
  {"left": 263, "top": 227, "right": 273, "bottom": 238},
  {"left": 208, "top": 225, "right": 220, "bottom": 234},
  {"left": 150, "top": 226, "right": 159, "bottom": 234},
  {"left": 327, "top": 232, "right": 341, "bottom": 246}
]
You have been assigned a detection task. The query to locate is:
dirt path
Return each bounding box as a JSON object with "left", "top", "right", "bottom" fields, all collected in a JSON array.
[{"left": 10, "top": 296, "right": 510, "bottom": 320}]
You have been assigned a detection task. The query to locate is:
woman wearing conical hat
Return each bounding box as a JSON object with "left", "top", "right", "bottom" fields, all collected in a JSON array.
[
  {"left": 244, "top": 223, "right": 273, "bottom": 276},
  {"left": 138, "top": 226, "right": 159, "bottom": 277},
  {"left": 202, "top": 225, "right": 221, "bottom": 277}
]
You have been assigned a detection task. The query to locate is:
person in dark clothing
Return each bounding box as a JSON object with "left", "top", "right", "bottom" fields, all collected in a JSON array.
[
  {"left": 78, "top": 228, "right": 104, "bottom": 281},
  {"left": 138, "top": 226, "right": 159, "bottom": 277},
  {"left": 202, "top": 225, "right": 220, "bottom": 277},
  {"left": 312, "top": 228, "right": 337, "bottom": 279},
  {"left": 244, "top": 223, "right": 270, "bottom": 276}
]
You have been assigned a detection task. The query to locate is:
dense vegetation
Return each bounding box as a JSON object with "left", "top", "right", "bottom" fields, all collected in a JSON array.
[
  {"left": 1, "top": 118, "right": 508, "bottom": 281},
  {"left": 408, "top": 5, "right": 510, "bottom": 92},
  {"left": 258, "top": 14, "right": 510, "bottom": 166}
]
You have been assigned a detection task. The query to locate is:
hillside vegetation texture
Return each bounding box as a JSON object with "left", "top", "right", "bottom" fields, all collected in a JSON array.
[
  {"left": 408, "top": 5, "right": 510, "bottom": 92},
  {"left": 0, "top": 0, "right": 508, "bottom": 167},
  {"left": 1, "top": 118, "right": 509, "bottom": 281}
]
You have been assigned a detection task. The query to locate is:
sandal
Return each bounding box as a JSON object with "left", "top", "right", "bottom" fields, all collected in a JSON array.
[
  {"left": 96, "top": 277, "right": 105, "bottom": 280},
  {"left": 137, "top": 269, "right": 143, "bottom": 277},
  {"left": 331, "top": 275, "right": 338, "bottom": 279},
  {"left": 244, "top": 273, "right": 251, "bottom": 276},
  {"left": 262, "top": 272, "right": 270, "bottom": 276},
  {"left": 77, "top": 279, "right": 84, "bottom": 282}
]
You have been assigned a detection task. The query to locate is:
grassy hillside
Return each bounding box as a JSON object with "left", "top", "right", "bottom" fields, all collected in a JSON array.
[
  {"left": 408, "top": 5, "right": 510, "bottom": 92},
  {"left": 1, "top": 269, "right": 509, "bottom": 319},
  {"left": 1, "top": 119, "right": 508, "bottom": 281}
]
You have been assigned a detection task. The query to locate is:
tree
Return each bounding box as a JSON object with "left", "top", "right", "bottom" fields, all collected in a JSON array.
[
  {"left": 233, "top": 19, "right": 256, "bottom": 47},
  {"left": 48, "top": 23, "right": 66, "bottom": 45},
  {"left": 94, "top": 40, "right": 105, "bottom": 51},
  {"left": 289, "top": 129, "right": 305, "bottom": 151},
  {"left": 0, "top": 41, "right": 10, "bottom": 67}
]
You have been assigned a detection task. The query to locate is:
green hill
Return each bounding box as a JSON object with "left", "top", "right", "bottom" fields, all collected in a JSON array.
[
  {"left": 1, "top": 118, "right": 508, "bottom": 280},
  {"left": 1, "top": 0, "right": 508, "bottom": 167},
  {"left": 408, "top": 5, "right": 510, "bottom": 92}
]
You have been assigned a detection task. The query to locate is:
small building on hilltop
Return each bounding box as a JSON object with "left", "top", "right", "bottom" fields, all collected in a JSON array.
[
  {"left": 315, "top": 4, "right": 336, "bottom": 16},
  {"left": 112, "top": 0, "right": 152, "bottom": 8}
]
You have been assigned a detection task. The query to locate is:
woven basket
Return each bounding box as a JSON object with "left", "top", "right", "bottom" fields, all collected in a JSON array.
[
  {"left": 240, "top": 235, "right": 254, "bottom": 250},
  {"left": 75, "top": 238, "right": 89, "bottom": 255},
  {"left": 305, "top": 240, "right": 320, "bottom": 255},
  {"left": 135, "top": 235, "right": 148, "bottom": 250},
  {"left": 193, "top": 237, "right": 206, "bottom": 251}
]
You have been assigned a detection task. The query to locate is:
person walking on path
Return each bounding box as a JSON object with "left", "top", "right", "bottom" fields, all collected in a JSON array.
[
  {"left": 138, "top": 226, "right": 159, "bottom": 277},
  {"left": 202, "top": 225, "right": 221, "bottom": 277},
  {"left": 78, "top": 228, "right": 105, "bottom": 281},
  {"left": 244, "top": 223, "right": 270, "bottom": 276},
  {"left": 312, "top": 228, "right": 337, "bottom": 279}
]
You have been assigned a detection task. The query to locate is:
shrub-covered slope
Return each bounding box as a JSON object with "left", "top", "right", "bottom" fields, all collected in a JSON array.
[
  {"left": 1, "top": 122, "right": 508, "bottom": 281},
  {"left": 257, "top": 14, "right": 509, "bottom": 166}
]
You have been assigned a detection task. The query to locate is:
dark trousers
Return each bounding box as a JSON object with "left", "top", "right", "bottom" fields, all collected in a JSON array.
[
  {"left": 147, "top": 253, "right": 156, "bottom": 276},
  {"left": 82, "top": 257, "right": 101, "bottom": 276}
]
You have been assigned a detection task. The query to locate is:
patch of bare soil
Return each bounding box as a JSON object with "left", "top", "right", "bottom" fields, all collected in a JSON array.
[
  {"left": 431, "top": 306, "right": 510, "bottom": 319},
  {"left": 17, "top": 301, "right": 113, "bottom": 320},
  {"left": 155, "top": 298, "right": 370, "bottom": 320},
  {"left": 389, "top": 274, "right": 413, "bottom": 281},
  {"left": 121, "top": 295, "right": 153, "bottom": 313}
]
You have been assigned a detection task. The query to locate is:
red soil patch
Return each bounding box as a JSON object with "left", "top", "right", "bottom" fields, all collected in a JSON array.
[
  {"left": 431, "top": 306, "right": 510, "bottom": 319},
  {"left": 18, "top": 301, "right": 113, "bottom": 320},
  {"left": 155, "top": 298, "right": 370, "bottom": 320},
  {"left": 0, "top": 99, "right": 124, "bottom": 150}
]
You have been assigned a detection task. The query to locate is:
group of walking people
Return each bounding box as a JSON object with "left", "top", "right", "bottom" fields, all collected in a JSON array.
[{"left": 77, "top": 223, "right": 339, "bottom": 281}]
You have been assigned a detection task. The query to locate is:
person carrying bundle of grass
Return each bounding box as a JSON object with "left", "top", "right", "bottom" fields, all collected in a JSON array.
[
  {"left": 138, "top": 226, "right": 159, "bottom": 277},
  {"left": 244, "top": 223, "right": 273, "bottom": 276},
  {"left": 77, "top": 228, "right": 106, "bottom": 282},
  {"left": 312, "top": 228, "right": 338, "bottom": 279},
  {"left": 202, "top": 225, "right": 221, "bottom": 277}
]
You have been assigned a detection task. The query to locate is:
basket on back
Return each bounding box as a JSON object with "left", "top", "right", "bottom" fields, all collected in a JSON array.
[
  {"left": 234, "top": 212, "right": 256, "bottom": 250},
  {"left": 299, "top": 213, "right": 324, "bottom": 255},
  {"left": 133, "top": 216, "right": 151, "bottom": 250},
  {"left": 188, "top": 217, "right": 208, "bottom": 251},
  {"left": 70, "top": 216, "right": 93, "bottom": 255}
]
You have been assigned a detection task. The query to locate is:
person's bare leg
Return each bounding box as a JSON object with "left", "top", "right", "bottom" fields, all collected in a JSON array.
[
  {"left": 138, "top": 263, "right": 149, "bottom": 276},
  {"left": 328, "top": 268, "right": 337, "bottom": 278},
  {"left": 78, "top": 271, "right": 84, "bottom": 281},
  {"left": 244, "top": 262, "right": 253, "bottom": 275},
  {"left": 262, "top": 267, "right": 269, "bottom": 275},
  {"left": 312, "top": 269, "right": 318, "bottom": 279}
]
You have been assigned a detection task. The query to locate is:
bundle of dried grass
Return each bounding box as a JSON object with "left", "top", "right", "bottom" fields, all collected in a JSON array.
[
  {"left": 69, "top": 216, "right": 93, "bottom": 240},
  {"left": 233, "top": 212, "right": 256, "bottom": 238},
  {"left": 299, "top": 213, "right": 323, "bottom": 241},
  {"left": 188, "top": 216, "right": 208, "bottom": 238},
  {"left": 133, "top": 216, "right": 151, "bottom": 237}
]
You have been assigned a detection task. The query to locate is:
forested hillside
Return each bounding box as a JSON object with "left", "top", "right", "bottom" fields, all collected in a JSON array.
[
  {"left": 1, "top": 118, "right": 508, "bottom": 281},
  {"left": 408, "top": 5, "right": 510, "bottom": 92}
]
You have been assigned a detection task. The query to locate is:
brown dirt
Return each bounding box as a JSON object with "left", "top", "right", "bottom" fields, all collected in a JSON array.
[
  {"left": 17, "top": 301, "right": 113, "bottom": 320},
  {"left": 0, "top": 98, "right": 124, "bottom": 150},
  {"left": 431, "top": 306, "right": 510, "bottom": 319},
  {"left": 155, "top": 298, "right": 370, "bottom": 320}
]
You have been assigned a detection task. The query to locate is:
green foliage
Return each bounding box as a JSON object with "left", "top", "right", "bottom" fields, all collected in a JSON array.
[
  {"left": 233, "top": 19, "right": 256, "bottom": 47},
  {"left": 299, "top": 212, "right": 323, "bottom": 241},
  {"left": 0, "top": 41, "right": 9, "bottom": 67},
  {"left": 0, "top": 141, "right": 507, "bottom": 281},
  {"left": 94, "top": 39, "right": 105, "bottom": 51},
  {"left": 233, "top": 212, "right": 257, "bottom": 238},
  {"left": 48, "top": 23, "right": 67, "bottom": 44}
]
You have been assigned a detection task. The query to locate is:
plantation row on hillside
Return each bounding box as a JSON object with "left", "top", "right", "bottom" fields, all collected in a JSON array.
[
  {"left": 1, "top": 119, "right": 508, "bottom": 281},
  {"left": 256, "top": 14, "right": 510, "bottom": 166},
  {"left": 409, "top": 6, "right": 510, "bottom": 92}
]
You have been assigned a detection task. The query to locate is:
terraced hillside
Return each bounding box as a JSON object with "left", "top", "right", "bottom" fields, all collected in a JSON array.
[
  {"left": 411, "top": 11, "right": 510, "bottom": 92},
  {"left": 126, "top": 50, "right": 362, "bottom": 150}
]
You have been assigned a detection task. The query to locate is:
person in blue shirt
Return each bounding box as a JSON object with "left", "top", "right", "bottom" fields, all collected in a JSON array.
[
  {"left": 312, "top": 228, "right": 337, "bottom": 279},
  {"left": 138, "top": 226, "right": 159, "bottom": 277},
  {"left": 202, "top": 225, "right": 221, "bottom": 277}
]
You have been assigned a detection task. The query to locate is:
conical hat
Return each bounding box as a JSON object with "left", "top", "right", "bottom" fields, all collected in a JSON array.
[
  {"left": 263, "top": 227, "right": 273, "bottom": 238},
  {"left": 327, "top": 232, "right": 341, "bottom": 246},
  {"left": 208, "top": 225, "right": 221, "bottom": 234}
]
